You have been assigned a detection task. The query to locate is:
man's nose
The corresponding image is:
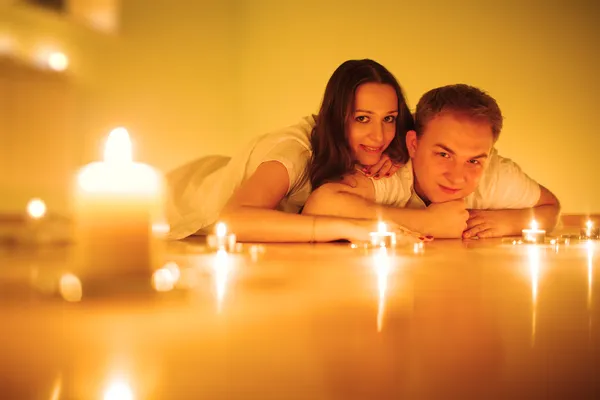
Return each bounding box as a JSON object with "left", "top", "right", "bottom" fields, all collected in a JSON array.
[{"left": 445, "top": 163, "right": 466, "bottom": 185}]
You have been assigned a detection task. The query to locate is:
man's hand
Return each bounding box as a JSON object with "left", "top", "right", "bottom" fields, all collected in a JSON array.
[
  {"left": 463, "top": 209, "right": 516, "bottom": 239},
  {"left": 425, "top": 200, "right": 469, "bottom": 238}
]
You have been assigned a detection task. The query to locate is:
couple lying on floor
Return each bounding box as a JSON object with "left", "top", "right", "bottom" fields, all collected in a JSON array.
[{"left": 165, "top": 59, "right": 560, "bottom": 243}]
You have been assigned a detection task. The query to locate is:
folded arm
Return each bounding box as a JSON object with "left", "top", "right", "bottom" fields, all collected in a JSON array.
[
  {"left": 302, "top": 173, "right": 433, "bottom": 235},
  {"left": 464, "top": 185, "right": 561, "bottom": 239},
  {"left": 219, "top": 161, "right": 386, "bottom": 242}
]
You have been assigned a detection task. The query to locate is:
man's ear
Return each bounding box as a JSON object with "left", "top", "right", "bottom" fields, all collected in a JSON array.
[{"left": 406, "top": 130, "right": 418, "bottom": 157}]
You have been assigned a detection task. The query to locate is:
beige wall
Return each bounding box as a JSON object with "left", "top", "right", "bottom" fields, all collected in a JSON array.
[{"left": 1, "top": 0, "right": 599, "bottom": 216}]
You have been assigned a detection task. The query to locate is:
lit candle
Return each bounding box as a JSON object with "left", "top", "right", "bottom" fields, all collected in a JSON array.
[
  {"left": 522, "top": 219, "right": 546, "bottom": 244},
  {"left": 370, "top": 222, "right": 396, "bottom": 248},
  {"left": 207, "top": 222, "right": 237, "bottom": 252},
  {"left": 73, "top": 127, "right": 164, "bottom": 279},
  {"left": 581, "top": 219, "right": 599, "bottom": 239}
]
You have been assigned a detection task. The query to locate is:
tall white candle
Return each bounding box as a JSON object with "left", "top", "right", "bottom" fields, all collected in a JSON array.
[{"left": 74, "top": 127, "right": 164, "bottom": 279}]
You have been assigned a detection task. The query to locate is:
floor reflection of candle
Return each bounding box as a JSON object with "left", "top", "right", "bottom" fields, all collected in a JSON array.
[
  {"left": 214, "top": 249, "right": 232, "bottom": 312},
  {"left": 528, "top": 245, "right": 540, "bottom": 345},
  {"left": 373, "top": 246, "right": 391, "bottom": 332},
  {"left": 587, "top": 240, "right": 594, "bottom": 310}
]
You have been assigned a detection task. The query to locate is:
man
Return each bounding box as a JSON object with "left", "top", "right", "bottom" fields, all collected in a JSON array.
[{"left": 302, "top": 84, "right": 560, "bottom": 239}]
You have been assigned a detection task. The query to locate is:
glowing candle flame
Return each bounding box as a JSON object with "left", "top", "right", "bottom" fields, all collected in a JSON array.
[
  {"left": 216, "top": 222, "right": 227, "bottom": 237},
  {"left": 531, "top": 220, "right": 539, "bottom": 231},
  {"left": 48, "top": 51, "right": 69, "bottom": 71},
  {"left": 377, "top": 221, "right": 387, "bottom": 233},
  {"left": 104, "top": 128, "right": 133, "bottom": 164},
  {"left": 26, "top": 198, "right": 47, "bottom": 219}
]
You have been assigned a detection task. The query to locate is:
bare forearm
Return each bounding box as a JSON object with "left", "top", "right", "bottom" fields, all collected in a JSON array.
[
  {"left": 489, "top": 204, "right": 561, "bottom": 236},
  {"left": 303, "top": 189, "right": 429, "bottom": 234},
  {"left": 219, "top": 206, "right": 350, "bottom": 242}
]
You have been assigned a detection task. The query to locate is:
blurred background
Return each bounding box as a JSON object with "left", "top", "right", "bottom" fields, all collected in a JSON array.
[{"left": 1, "top": 0, "right": 598, "bottom": 218}]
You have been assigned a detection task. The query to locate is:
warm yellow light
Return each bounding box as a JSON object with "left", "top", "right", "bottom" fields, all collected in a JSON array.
[
  {"left": 104, "top": 127, "right": 133, "bottom": 164},
  {"left": 59, "top": 273, "right": 82, "bottom": 302},
  {"left": 103, "top": 379, "right": 134, "bottom": 400},
  {"left": 27, "top": 198, "right": 47, "bottom": 219},
  {"left": 530, "top": 220, "right": 538, "bottom": 231},
  {"left": 48, "top": 51, "right": 69, "bottom": 71},
  {"left": 373, "top": 246, "right": 391, "bottom": 332},
  {"left": 586, "top": 219, "right": 593, "bottom": 230},
  {"left": 377, "top": 221, "right": 387, "bottom": 233},
  {"left": 0, "top": 33, "right": 14, "bottom": 55},
  {"left": 216, "top": 222, "right": 227, "bottom": 237},
  {"left": 152, "top": 268, "right": 175, "bottom": 292}
]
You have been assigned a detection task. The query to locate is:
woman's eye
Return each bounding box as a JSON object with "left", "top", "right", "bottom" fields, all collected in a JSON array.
[
  {"left": 355, "top": 115, "right": 369, "bottom": 123},
  {"left": 383, "top": 115, "right": 396, "bottom": 123}
]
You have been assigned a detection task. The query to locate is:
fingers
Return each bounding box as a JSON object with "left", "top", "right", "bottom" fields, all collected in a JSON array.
[
  {"left": 366, "top": 159, "right": 392, "bottom": 179},
  {"left": 387, "top": 162, "right": 402, "bottom": 176},
  {"left": 462, "top": 222, "right": 489, "bottom": 239},
  {"left": 466, "top": 215, "right": 485, "bottom": 229},
  {"left": 476, "top": 228, "right": 499, "bottom": 238},
  {"left": 390, "top": 223, "right": 433, "bottom": 242}
]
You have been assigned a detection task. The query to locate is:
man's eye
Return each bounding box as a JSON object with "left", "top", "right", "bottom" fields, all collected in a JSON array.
[
  {"left": 468, "top": 159, "right": 480, "bottom": 165},
  {"left": 438, "top": 152, "right": 449, "bottom": 158}
]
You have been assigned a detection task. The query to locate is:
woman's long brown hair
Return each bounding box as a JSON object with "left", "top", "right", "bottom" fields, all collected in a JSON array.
[{"left": 309, "top": 59, "right": 414, "bottom": 190}]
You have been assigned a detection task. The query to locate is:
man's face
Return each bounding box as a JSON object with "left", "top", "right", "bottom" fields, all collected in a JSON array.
[{"left": 407, "top": 112, "right": 495, "bottom": 203}]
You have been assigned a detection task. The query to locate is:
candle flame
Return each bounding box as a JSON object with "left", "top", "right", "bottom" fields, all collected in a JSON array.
[
  {"left": 377, "top": 221, "right": 387, "bottom": 233},
  {"left": 48, "top": 51, "right": 69, "bottom": 71},
  {"left": 104, "top": 127, "right": 133, "bottom": 164},
  {"left": 530, "top": 219, "right": 538, "bottom": 231},
  {"left": 26, "top": 198, "right": 47, "bottom": 219},
  {"left": 586, "top": 220, "right": 593, "bottom": 230},
  {"left": 216, "top": 222, "right": 227, "bottom": 237}
]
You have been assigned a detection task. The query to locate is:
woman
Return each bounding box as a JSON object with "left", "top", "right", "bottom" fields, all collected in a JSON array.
[{"left": 166, "top": 59, "right": 415, "bottom": 242}]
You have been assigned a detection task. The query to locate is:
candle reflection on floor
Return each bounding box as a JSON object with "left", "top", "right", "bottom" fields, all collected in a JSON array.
[
  {"left": 372, "top": 247, "right": 392, "bottom": 333},
  {"left": 528, "top": 245, "right": 540, "bottom": 346}
]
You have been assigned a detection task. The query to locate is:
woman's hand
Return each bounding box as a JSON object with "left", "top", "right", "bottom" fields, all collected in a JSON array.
[
  {"left": 360, "top": 153, "right": 403, "bottom": 180},
  {"left": 342, "top": 219, "right": 431, "bottom": 244}
]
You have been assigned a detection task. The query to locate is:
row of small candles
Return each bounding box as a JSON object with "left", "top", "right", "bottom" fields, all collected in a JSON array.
[
  {"left": 15, "top": 127, "right": 599, "bottom": 294},
  {"left": 521, "top": 219, "right": 599, "bottom": 244}
]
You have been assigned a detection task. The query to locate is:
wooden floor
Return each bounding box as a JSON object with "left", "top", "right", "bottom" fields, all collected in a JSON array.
[{"left": 1, "top": 229, "right": 599, "bottom": 399}]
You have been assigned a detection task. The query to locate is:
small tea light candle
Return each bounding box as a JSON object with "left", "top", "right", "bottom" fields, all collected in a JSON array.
[
  {"left": 207, "top": 222, "right": 237, "bottom": 252},
  {"left": 370, "top": 222, "right": 396, "bottom": 248},
  {"left": 522, "top": 220, "right": 546, "bottom": 244},
  {"left": 581, "top": 219, "right": 599, "bottom": 239}
]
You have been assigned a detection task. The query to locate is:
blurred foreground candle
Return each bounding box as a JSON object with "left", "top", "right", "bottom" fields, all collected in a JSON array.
[
  {"left": 581, "top": 219, "right": 599, "bottom": 239},
  {"left": 370, "top": 222, "right": 396, "bottom": 248},
  {"left": 74, "top": 128, "right": 164, "bottom": 279},
  {"left": 207, "top": 222, "right": 237, "bottom": 252},
  {"left": 522, "top": 220, "right": 545, "bottom": 244}
]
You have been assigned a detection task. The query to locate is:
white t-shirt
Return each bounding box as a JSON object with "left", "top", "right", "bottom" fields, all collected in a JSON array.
[
  {"left": 165, "top": 116, "right": 316, "bottom": 240},
  {"left": 372, "top": 148, "right": 541, "bottom": 209}
]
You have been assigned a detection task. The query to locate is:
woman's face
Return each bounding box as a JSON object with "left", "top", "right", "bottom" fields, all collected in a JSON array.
[{"left": 346, "top": 83, "right": 398, "bottom": 166}]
